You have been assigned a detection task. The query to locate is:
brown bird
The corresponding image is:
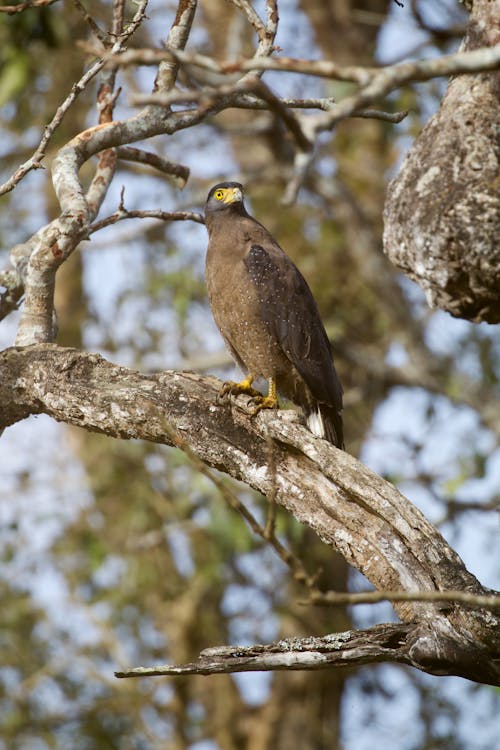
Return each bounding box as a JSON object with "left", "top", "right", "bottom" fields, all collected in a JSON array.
[{"left": 204, "top": 182, "right": 344, "bottom": 448}]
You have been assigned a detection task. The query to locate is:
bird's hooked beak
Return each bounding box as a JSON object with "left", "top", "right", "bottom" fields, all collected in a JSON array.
[{"left": 223, "top": 186, "right": 242, "bottom": 204}]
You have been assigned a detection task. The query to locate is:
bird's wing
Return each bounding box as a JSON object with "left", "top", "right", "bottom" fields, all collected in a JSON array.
[{"left": 244, "top": 243, "right": 342, "bottom": 409}]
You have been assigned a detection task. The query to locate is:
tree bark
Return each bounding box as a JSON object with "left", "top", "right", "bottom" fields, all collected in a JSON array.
[
  {"left": 2, "top": 344, "right": 499, "bottom": 686},
  {"left": 383, "top": 0, "right": 500, "bottom": 322}
]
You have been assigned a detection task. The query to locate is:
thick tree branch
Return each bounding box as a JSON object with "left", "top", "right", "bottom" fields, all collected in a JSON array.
[
  {"left": 1, "top": 344, "right": 499, "bottom": 685},
  {"left": 114, "top": 621, "right": 498, "bottom": 684},
  {"left": 114, "top": 624, "right": 427, "bottom": 678}
]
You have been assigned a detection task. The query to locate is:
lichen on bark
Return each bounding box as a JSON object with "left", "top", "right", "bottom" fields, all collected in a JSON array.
[{"left": 383, "top": 0, "right": 500, "bottom": 322}]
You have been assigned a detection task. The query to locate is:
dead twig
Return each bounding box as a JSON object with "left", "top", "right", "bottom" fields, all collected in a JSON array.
[
  {"left": 0, "top": 0, "right": 58, "bottom": 13},
  {"left": 116, "top": 147, "right": 189, "bottom": 187}
]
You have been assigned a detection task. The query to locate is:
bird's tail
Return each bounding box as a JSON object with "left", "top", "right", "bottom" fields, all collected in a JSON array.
[{"left": 306, "top": 403, "right": 344, "bottom": 449}]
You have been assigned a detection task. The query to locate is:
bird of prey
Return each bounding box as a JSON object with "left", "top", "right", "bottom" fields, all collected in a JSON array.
[{"left": 204, "top": 181, "right": 344, "bottom": 449}]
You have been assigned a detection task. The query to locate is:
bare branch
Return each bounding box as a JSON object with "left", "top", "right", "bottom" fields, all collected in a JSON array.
[
  {"left": 114, "top": 616, "right": 500, "bottom": 685},
  {"left": 73, "top": 0, "right": 109, "bottom": 47},
  {"left": 85, "top": 149, "right": 117, "bottom": 218},
  {"left": 115, "top": 624, "right": 417, "bottom": 678},
  {"left": 131, "top": 88, "right": 407, "bottom": 124},
  {"left": 111, "top": 0, "right": 125, "bottom": 38},
  {"left": 153, "top": 0, "right": 197, "bottom": 94},
  {"left": 0, "top": 0, "right": 149, "bottom": 198},
  {"left": 352, "top": 108, "right": 408, "bottom": 122},
  {"left": 1, "top": 344, "right": 499, "bottom": 686},
  {"left": 303, "top": 44, "right": 500, "bottom": 142},
  {"left": 12, "top": 0, "right": 204, "bottom": 345},
  {"left": 0, "top": 0, "right": 58, "bottom": 13},
  {"left": 229, "top": 0, "right": 268, "bottom": 44},
  {"left": 309, "top": 589, "right": 500, "bottom": 610},
  {"left": 116, "top": 147, "right": 189, "bottom": 187},
  {"left": 170, "top": 47, "right": 373, "bottom": 84},
  {"left": 94, "top": 41, "right": 500, "bottom": 87},
  {"left": 0, "top": 58, "right": 105, "bottom": 197},
  {"left": 87, "top": 208, "right": 204, "bottom": 235},
  {"left": 243, "top": 76, "right": 312, "bottom": 152}
]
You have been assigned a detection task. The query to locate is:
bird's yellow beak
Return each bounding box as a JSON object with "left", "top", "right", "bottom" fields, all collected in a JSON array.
[{"left": 223, "top": 187, "right": 242, "bottom": 204}]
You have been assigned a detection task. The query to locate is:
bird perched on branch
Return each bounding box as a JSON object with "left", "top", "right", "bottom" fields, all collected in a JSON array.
[{"left": 204, "top": 181, "right": 344, "bottom": 449}]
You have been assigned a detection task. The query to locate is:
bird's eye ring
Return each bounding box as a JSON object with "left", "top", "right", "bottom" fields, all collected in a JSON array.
[{"left": 214, "top": 190, "right": 224, "bottom": 201}]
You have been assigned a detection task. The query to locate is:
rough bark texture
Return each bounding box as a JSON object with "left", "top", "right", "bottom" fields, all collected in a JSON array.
[
  {"left": 1, "top": 344, "right": 500, "bottom": 686},
  {"left": 383, "top": 0, "right": 500, "bottom": 322}
]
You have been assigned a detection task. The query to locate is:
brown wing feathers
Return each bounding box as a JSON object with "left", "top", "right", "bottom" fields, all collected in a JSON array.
[{"left": 244, "top": 243, "right": 343, "bottom": 448}]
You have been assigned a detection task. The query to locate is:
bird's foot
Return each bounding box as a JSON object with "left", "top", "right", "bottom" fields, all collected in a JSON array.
[
  {"left": 217, "top": 377, "right": 261, "bottom": 404},
  {"left": 247, "top": 393, "right": 278, "bottom": 415}
]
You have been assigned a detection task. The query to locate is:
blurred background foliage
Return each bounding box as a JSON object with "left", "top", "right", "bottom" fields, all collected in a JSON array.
[{"left": 0, "top": 0, "right": 499, "bottom": 748}]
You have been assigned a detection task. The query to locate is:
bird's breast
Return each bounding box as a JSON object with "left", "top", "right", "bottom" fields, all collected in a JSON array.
[{"left": 206, "top": 238, "right": 287, "bottom": 378}]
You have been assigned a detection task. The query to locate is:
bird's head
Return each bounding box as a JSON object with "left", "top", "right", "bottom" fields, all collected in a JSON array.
[{"left": 205, "top": 182, "right": 245, "bottom": 215}]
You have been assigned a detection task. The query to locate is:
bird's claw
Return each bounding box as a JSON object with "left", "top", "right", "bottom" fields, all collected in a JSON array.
[
  {"left": 247, "top": 394, "right": 278, "bottom": 416},
  {"left": 217, "top": 380, "right": 261, "bottom": 404}
]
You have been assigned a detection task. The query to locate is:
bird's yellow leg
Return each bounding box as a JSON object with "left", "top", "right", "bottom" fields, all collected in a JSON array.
[
  {"left": 249, "top": 377, "right": 278, "bottom": 414},
  {"left": 219, "top": 374, "right": 262, "bottom": 401}
]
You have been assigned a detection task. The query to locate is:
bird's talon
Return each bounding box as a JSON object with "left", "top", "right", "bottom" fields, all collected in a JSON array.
[
  {"left": 249, "top": 396, "right": 278, "bottom": 416},
  {"left": 218, "top": 379, "right": 260, "bottom": 403}
]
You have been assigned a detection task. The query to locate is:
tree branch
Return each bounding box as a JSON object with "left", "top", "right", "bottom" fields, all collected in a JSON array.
[
  {"left": 114, "top": 624, "right": 420, "bottom": 678},
  {"left": 87, "top": 207, "right": 204, "bottom": 235},
  {"left": 105, "top": 43, "right": 500, "bottom": 82},
  {"left": 0, "top": 0, "right": 58, "bottom": 13},
  {"left": 115, "top": 619, "right": 500, "bottom": 685},
  {"left": 115, "top": 147, "right": 190, "bottom": 187},
  {"left": 1, "top": 344, "right": 499, "bottom": 685},
  {"left": 10, "top": 0, "right": 199, "bottom": 346}
]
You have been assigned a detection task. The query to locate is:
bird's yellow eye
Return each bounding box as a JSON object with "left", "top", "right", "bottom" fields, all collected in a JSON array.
[{"left": 214, "top": 190, "right": 224, "bottom": 201}]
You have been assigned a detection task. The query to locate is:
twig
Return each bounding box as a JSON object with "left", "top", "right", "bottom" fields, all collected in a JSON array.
[
  {"left": 111, "top": 0, "right": 125, "bottom": 38},
  {"left": 231, "top": 0, "right": 278, "bottom": 78},
  {"left": 308, "top": 588, "right": 500, "bottom": 610},
  {"left": 0, "top": 58, "right": 106, "bottom": 197},
  {"left": 115, "top": 147, "right": 190, "bottom": 187},
  {"left": 95, "top": 42, "right": 500, "bottom": 86},
  {"left": 0, "top": 0, "right": 149, "bottom": 197},
  {"left": 229, "top": 0, "right": 268, "bottom": 44},
  {"left": 153, "top": 0, "right": 197, "bottom": 94},
  {"left": 352, "top": 108, "right": 407, "bottom": 122},
  {"left": 130, "top": 89, "right": 407, "bottom": 123},
  {"left": 172, "top": 44, "right": 500, "bottom": 83},
  {"left": 242, "top": 76, "right": 312, "bottom": 152},
  {"left": 0, "top": 0, "right": 58, "bottom": 13},
  {"left": 73, "top": 0, "right": 109, "bottom": 46},
  {"left": 87, "top": 208, "right": 204, "bottom": 235}
]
